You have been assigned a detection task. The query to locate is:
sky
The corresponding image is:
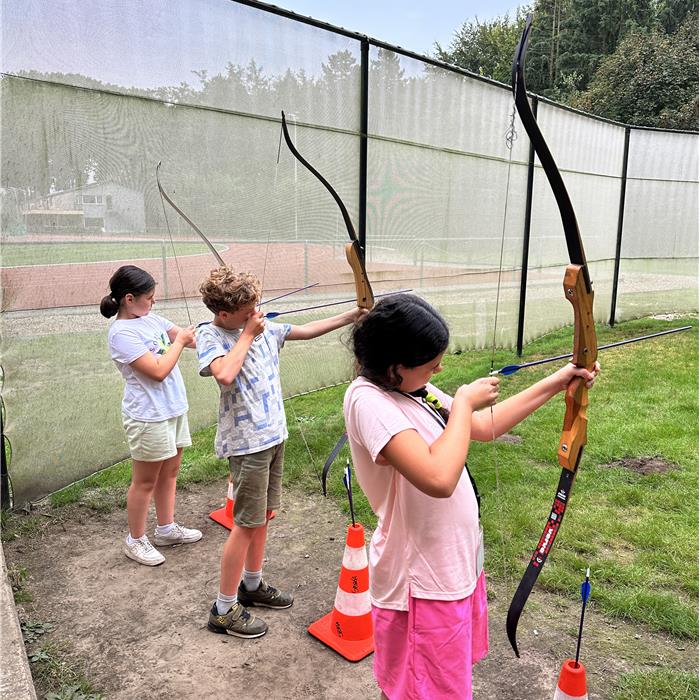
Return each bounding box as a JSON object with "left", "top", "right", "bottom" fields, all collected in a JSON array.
[
  {"left": 263, "top": 0, "right": 523, "bottom": 55},
  {"left": 1, "top": 0, "right": 522, "bottom": 89}
]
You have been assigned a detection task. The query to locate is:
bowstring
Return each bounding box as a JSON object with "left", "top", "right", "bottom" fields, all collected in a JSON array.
[
  {"left": 157, "top": 171, "right": 193, "bottom": 326},
  {"left": 156, "top": 164, "right": 223, "bottom": 412},
  {"left": 489, "top": 104, "right": 518, "bottom": 586}
]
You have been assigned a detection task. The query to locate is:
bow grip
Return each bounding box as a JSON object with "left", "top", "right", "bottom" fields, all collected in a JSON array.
[
  {"left": 345, "top": 240, "right": 375, "bottom": 310},
  {"left": 558, "top": 264, "right": 597, "bottom": 472}
]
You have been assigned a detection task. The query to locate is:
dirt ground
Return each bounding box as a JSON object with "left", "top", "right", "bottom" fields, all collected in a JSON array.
[{"left": 5, "top": 481, "right": 697, "bottom": 700}]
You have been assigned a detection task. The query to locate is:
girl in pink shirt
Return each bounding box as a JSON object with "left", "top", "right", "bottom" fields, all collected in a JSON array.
[{"left": 343, "top": 294, "right": 598, "bottom": 699}]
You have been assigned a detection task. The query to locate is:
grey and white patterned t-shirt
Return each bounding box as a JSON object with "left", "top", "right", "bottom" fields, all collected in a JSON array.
[{"left": 196, "top": 320, "right": 291, "bottom": 458}]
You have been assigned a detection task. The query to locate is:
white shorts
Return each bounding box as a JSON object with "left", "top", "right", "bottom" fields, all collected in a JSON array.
[{"left": 122, "top": 413, "right": 191, "bottom": 462}]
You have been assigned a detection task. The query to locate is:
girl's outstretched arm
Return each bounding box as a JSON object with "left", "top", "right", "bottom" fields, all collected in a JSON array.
[{"left": 470, "top": 362, "right": 599, "bottom": 442}]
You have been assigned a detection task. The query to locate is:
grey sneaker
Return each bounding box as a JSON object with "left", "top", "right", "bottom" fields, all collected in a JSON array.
[
  {"left": 237, "top": 579, "right": 294, "bottom": 609},
  {"left": 124, "top": 535, "right": 165, "bottom": 566},
  {"left": 153, "top": 523, "right": 203, "bottom": 547},
  {"left": 207, "top": 602, "right": 268, "bottom": 639}
]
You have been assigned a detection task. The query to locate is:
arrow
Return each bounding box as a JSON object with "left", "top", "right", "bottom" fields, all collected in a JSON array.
[
  {"left": 490, "top": 326, "right": 692, "bottom": 376},
  {"left": 265, "top": 289, "right": 412, "bottom": 319},
  {"left": 575, "top": 567, "right": 591, "bottom": 667},
  {"left": 259, "top": 282, "right": 320, "bottom": 307}
]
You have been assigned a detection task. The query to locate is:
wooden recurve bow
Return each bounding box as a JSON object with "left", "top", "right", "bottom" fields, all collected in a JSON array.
[
  {"left": 505, "top": 15, "right": 599, "bottom": 657},
  {"left": 279, "top": 111, "right": 375, "bottom": 494}
]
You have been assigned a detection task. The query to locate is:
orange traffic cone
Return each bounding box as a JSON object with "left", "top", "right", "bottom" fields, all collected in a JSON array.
[
  {"left": 209, "top": 477, "right": 234, "bottom": 529},
  {"left": 553, "top": 659, "right": 588, "bottom": 699},
  {"left": 209, "top": 477, "right": 275, "bottom": 530},
  {"left": 308, "top": 522, "right": 374, "bottom": 662}
]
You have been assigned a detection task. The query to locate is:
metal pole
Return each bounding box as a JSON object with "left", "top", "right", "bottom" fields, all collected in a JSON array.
[
  {"left": 359, "top": 38, "right": 369, "bottom": 254},
  {"left": 609, "top": 127, "right": 631, "bottom": 326}
]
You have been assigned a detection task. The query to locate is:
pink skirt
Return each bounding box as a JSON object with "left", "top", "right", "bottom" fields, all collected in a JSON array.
[{"left": 371, "top": 571, "right": 488, "bottom": 700}]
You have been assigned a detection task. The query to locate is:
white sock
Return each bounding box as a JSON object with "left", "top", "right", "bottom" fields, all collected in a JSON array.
[
  {"left": 127, "top": 533, "right": 145, "bottom": 545},
  {"left": 216, "top": 592, "right": 237, "bottom": 615},
  {"left": 155, "top": 523, "right": 175, "bottom": 536},
  {"left": 242, "top": 569, "right": 262, "bottom": 592}
]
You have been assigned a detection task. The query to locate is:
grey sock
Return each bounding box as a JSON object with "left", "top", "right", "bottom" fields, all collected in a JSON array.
[
  {"left": 242, "top": 568, "right": 262, "bottom": 592},
  {"left": 216, "top": 592, "right": 237, "bottom": 616}
]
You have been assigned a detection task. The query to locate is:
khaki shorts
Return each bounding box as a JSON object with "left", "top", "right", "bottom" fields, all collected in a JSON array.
[
  {"left": 228, "top": 442, "right": 285, "bottom": 528},
  {"left": 122, "top": 413, "right": 191, "bottom": 462}
]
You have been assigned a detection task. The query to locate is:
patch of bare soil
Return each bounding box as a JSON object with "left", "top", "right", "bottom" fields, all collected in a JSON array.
[
  {"left": 603, "top": 456, "right": 676, "bottom": 475},
  {"left": 5, "top": 482, "right": 697, "bottom": 700},
  {"left": 496, "top": 433, "right": 523, "bottom": 445}
]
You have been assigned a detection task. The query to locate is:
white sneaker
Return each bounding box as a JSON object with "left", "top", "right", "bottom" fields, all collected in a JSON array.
[
  {"left": 153, "top": 523, "right": 203, "bottom": 547},
  {"left": 124, "top": 535, "right": 165, "bottom": 566}
]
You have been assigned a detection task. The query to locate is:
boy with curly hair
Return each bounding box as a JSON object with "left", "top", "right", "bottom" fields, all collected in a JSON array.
[{"left": 198, "top": 266, "right": 364, "bottom": 638}]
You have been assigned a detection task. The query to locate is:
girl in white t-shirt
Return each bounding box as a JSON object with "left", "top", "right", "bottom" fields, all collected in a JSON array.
[
  {"left": 343, "top": 294, "right": 598, "bottom": 699},
  {"left": 101, "top": 265, "right": 201, "bottom": 566}
]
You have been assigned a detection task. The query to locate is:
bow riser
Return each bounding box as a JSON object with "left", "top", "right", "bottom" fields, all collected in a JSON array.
[
  {"left": 345, "top": 241, "right": 374, "bottom": 309},
  {"left": 559, "top": 264, "right": 598, "bottom": 471}
]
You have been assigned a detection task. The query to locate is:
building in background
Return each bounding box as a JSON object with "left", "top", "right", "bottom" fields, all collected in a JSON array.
[{"left": 22, "top": 182, "right": 145, "bottom": 234}]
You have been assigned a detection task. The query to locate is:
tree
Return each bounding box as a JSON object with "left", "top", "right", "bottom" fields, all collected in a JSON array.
[
  {"left": 571, "top": 12, "right": 698, "bottom": 129},
  {"left": 655, "top": 0, "right": 698, "bottom": 33},
  {"left": 433, "top": 11, "right": 527, "bottom": 85},
  {"left": 553, "top": 0, "right": 656, "bottom": 95}
]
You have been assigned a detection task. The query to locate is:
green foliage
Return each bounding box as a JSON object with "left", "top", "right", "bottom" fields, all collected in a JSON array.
[
  {"left": 1, "top": 510, "right": 47, "bottom": 542},
  {"left": 26, "top": 641, "right": 104, "bottom": 700},
  {"left": 7, "top": 563, "right": 32, "bottom": 603},
  {"left": 21, "top": 620, "right": 54, "bottom": 644},
  {"left": 554, "top": 0, "right": 655, "bottom": 92},
  {"left": 431, "top": 0, "right": 698, "bottom": 127},
  {"left": 434, "top": 10, "right": 528, "bottom": 84},
  {"left": 1, "top": 241, "right": 225, "bottom": 267},
  {"left": 46, "top": 424, "right": 227, "bottom": 511},
  {"left": 46, "top": 687, "right": 105, "bottom": 700},
  {"left": 612, "top": 668, "right": 699, "bottom": 700},
  {"left": 655, "top": 0, "right": 698, "bottom": 33},
  {"left": 572, "top": 13, "right": 699, "bottom": 128}
]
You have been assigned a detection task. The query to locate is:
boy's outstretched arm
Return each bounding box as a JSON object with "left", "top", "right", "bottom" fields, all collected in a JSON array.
[{"left": 286, "top": 307, "right": 367, "bottom": 341}]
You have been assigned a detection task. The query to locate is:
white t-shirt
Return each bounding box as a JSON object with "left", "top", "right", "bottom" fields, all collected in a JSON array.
[
  {"left": 196, "top": 320, "right": 291, "bottom": 458},
  {"left": 344, "top": 377, "right": 481, "bottom": 610},
  {"left": 107, "top": 313, "right": 188, "bottom": 422}
]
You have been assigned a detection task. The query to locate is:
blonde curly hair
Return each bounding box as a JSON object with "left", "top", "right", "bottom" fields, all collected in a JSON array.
[{"left": 199, "top": 267, "right": 261, "bottom": 314}]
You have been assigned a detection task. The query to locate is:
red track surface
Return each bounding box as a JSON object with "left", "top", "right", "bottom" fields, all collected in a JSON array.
[{"left": 1, "top": 242, "right": 365, "bottom": 311}]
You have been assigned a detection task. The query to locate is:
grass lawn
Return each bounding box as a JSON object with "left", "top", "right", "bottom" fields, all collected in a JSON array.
[
  {"left": 4, "top": 314, "right": 698, "bottom": 699},
  {"left": 1, "top": 241, "right": 226, "bottom": 266}
]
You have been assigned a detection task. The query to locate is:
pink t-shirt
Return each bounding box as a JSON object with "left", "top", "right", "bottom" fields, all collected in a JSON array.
[{"left": 343, "top": 377, "right": 481, "bottom": 611}]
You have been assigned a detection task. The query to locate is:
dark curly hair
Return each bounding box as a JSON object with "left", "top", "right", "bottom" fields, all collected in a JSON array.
[{"left": 351, "top": 293, "right": 449, "bottom": 389}]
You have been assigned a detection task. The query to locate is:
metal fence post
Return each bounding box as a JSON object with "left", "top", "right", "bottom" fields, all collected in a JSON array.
[
  {"left": 359, "top": 38, "right": 369, "bottom": 255},
  {"left": 609, "top": 127, "right": 631, "bottom": 326}
]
